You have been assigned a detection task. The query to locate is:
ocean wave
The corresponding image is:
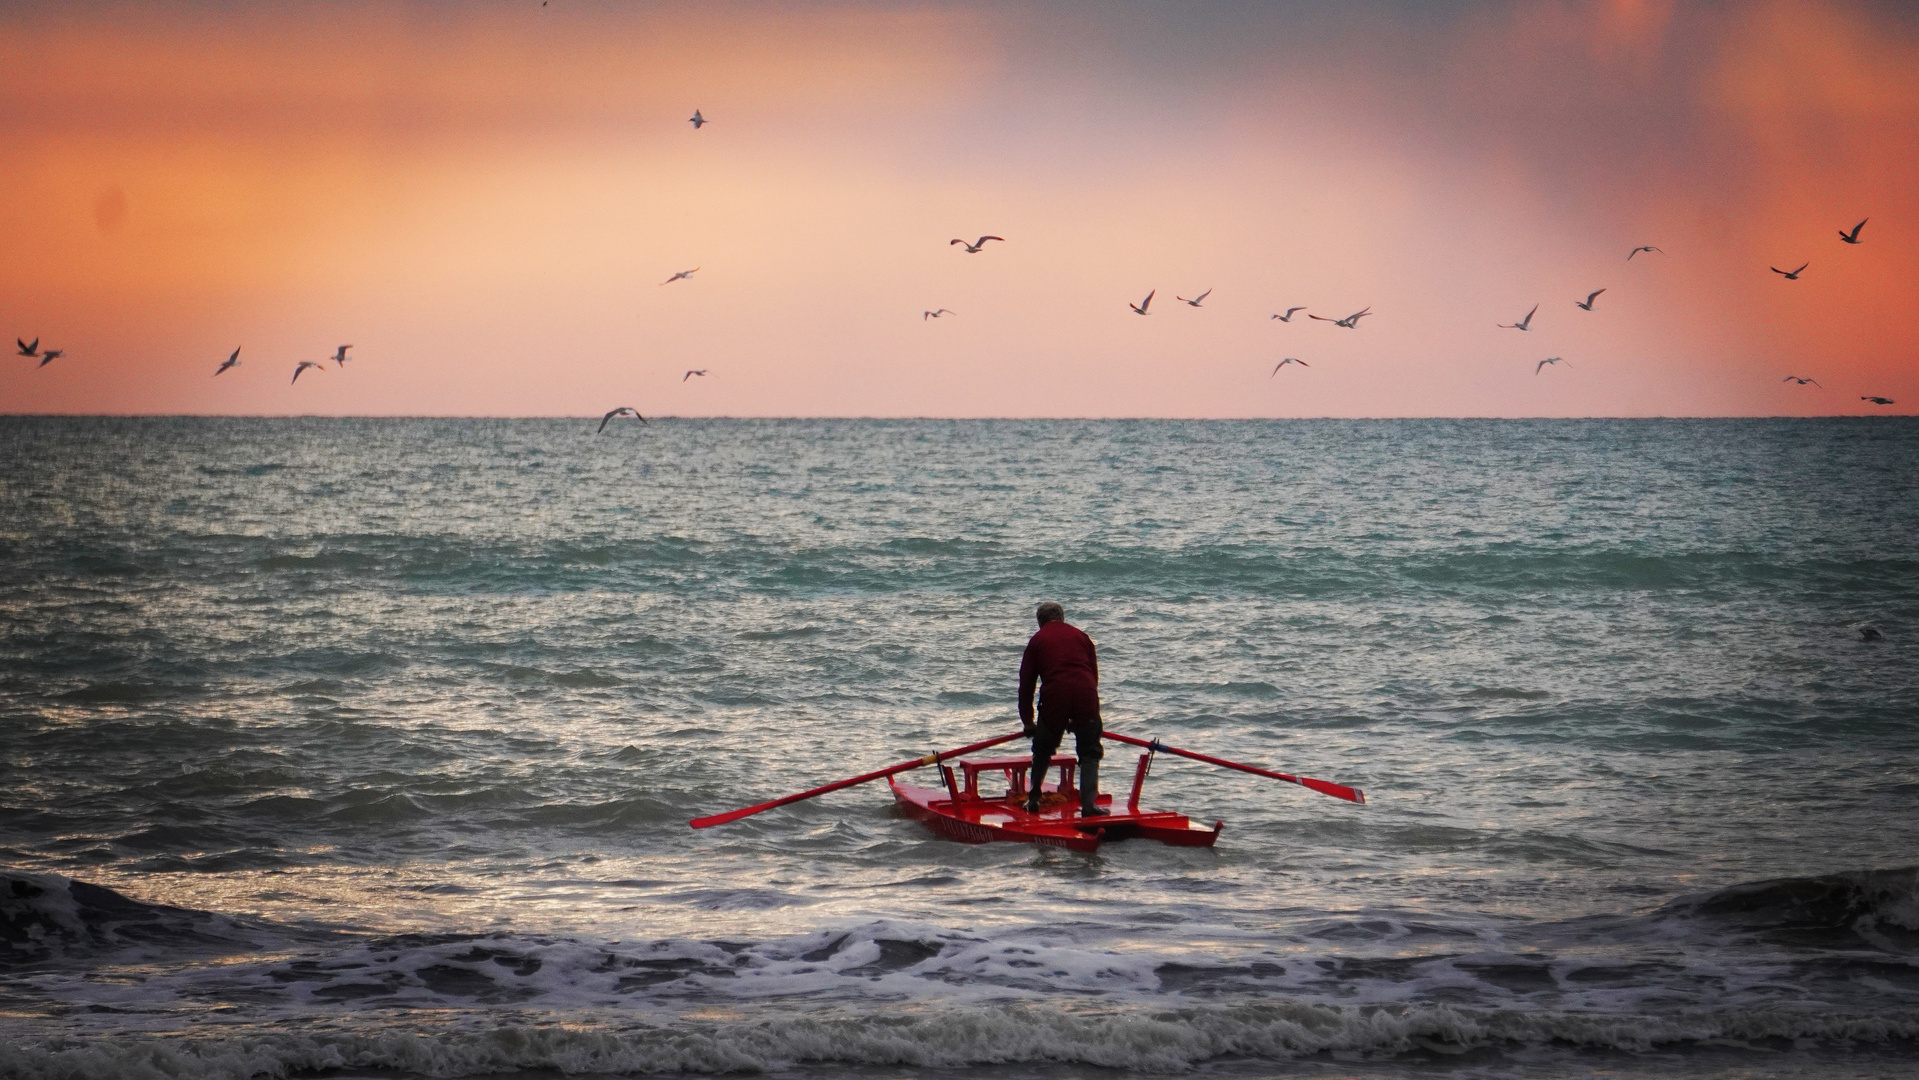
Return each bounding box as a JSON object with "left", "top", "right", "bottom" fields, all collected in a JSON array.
[
  {"left": 5, "top": 1001, "right": 1919, "bottom": 1079},
  {"left": 1655, "top": 866, "right": 1919, "bottom": 941},
  {"left": 1, "top": 872, "right": 268, "bottom": 965}
]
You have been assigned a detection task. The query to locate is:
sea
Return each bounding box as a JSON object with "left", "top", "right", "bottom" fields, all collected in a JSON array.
[{"left": 1, "top": 416, "right": 1916, "bottom": 1080}]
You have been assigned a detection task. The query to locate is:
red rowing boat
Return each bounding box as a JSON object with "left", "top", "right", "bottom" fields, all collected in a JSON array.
[
  {"left": 889, "top": 752, "right": 1223, "bottom": 852},
  {"left": 688, "top": 729, "right": 1363, "bottom": 843}
]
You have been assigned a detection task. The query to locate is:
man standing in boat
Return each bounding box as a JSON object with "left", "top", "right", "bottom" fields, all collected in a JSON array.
[{"left": 1018, "top": 602, "right": 1106, "bottom": 817}]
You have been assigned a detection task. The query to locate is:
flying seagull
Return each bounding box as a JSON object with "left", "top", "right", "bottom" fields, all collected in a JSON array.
[
  {"left": 950, "top": 236, "right": 1004, "bottom": 253},
  {"left": 1782, "top": 376, "right": 1822, "bottom": 388},
  {"left": 1628, "top": 245, "right": 1663, "bottom": 260},
  {"left": 331, "top": 344, "right": 353, "bottom": 366},
  {"left": 1535, "top": 357, "right": 1570, "bottom": 375},
  {"left": 1771, "top": 263, "right": 1808, "bottom": 280},
  {"left": 1862, "top": 396, "right": 1896, "bottom": 405},
  {"left": 15, "top": 337, "right": 37, "bottom": 357},
  {"left": 598, "top": 406, "right": 647, "bottom": 432},
  {"left": 291, "top": 361, "right": 324, "bottom": 383},
  {"left": 683, "top": 369, "right": 708, "bottom": 381},
  {"left": 1178, "top": 288, "right": 1212, "bottom": 307},
  {"left": 1271, "top": 307, "right": 1307, "bottom": 322},
  {"left": 1309, "top": 306, "right": 1372, "bottom": 328},
  {"left": 36, "top": 348, "right": 62, "bottom": 367},
  {"left": 688, "top": 110, "right": 706, "bottom": 129},
  {"left": 1270, "top": 358, "right": 1308, "bottom": 376},
  {"left": 1129, "top": 290, "right": 1155, "bottom": 315},
  {"left": 1839, "top": 218, "right": 1867, "bottom": 244},
  {"left": 922, "top": 309, "right": 954, "bottom": 320},
  {"left": 1575, "top": 289, "right": 1606, "bottom": 311},
  {"left": 214, "top": 347, "right": 241, "bottom": 376},
  {"left": 661, "top": 268, "right": 700, "bottom": 285},
  {"left": 1499, "top": 304, "right": 1540, "bottom": 331}
]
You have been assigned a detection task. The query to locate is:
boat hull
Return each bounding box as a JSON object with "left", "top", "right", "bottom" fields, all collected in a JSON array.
[{"left": 889, "top": 760, "right": 1222, "bottom": 852}]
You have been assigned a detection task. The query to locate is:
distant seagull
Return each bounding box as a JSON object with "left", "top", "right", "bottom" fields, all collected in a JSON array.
[
  {"left": 683, "top": 369, "right": 708, "bottom": 381},
  {"left": 15, "top": 337, "right": 37, "bottom": 358},
  {"left": 923, "top": 309, "right": 954, "bottom": 320},
  {"left": 689, "top": 110, "right": 706, "bottom": 130},
  {"left": 1782, "top": 376, "right": 1822, "bottom": 388},
  {"left": 1309, "top": 306, "right": 1371, "bottom": 328},
  {"left": 331, "top": 344, "right": 352, "bottom": 366},
  {"left": 1771, "top": 263, "right": 1808, "bottom": 280},
  {"left": 291, "top": 361, "right": 324, "bottom": 383},
  {"left": 1499, "top": 304, "right": 1539, "bottom": 331},
  {"left": 1270, "top": 358, "right": 1308, "bottom": 376},
  {"left": 1839, "top": 218, "right": 1867, "bottom": 244},
  {"left": 214, "top": 347, "right": 241, "bottom": 376},
  {"left": 950, "top": 236, "right": 1003, "bottom": 253},
  {"left": 1129, "top": 289, "right": 1155, "bottom": 315},
  {"left": 1862, "top": 396, "right": 1895, "bottom": 405},
  {"left": 661, "top": 267, "right": 700, "bottom": 285},
  {"left": 1628, "top": 245, "right": 1663, "bottom": 260},
  {"left": 36, "top": 348, "right": 62, "bottom": 368},
  {"left": 1178, "top": 288, "right": 1212, "bottom": 307},
  {"left": 1271, "top": 307, "right": 1306, "bottom": 322},
  {"left": 1575, "top": 289, "right": 1606, "bottom": 311},
  {"left": 1535, "top": 357, "right": 1570, "bottom": 375},
  {"left": 598, "top": 406, "right": 647, "bottom": 432}
]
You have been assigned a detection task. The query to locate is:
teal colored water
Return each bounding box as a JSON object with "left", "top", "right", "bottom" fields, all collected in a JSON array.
[{"left": 1, "top": 417, "right": 1916, "bottom": 1079}]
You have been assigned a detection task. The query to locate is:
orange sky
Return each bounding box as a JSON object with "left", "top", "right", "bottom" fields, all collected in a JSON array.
[{"left": 2, "top": 0, "right": 1914, "bottom": 417}]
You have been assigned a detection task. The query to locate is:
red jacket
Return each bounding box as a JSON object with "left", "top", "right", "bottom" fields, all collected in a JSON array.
[{"left": 1018, "top": 620, "right": 1099, "bottom": 725}]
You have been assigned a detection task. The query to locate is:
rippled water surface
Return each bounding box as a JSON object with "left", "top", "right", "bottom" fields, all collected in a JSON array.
[{"left": 2, "top": 417, "right": 1916, "bottom": 1079}]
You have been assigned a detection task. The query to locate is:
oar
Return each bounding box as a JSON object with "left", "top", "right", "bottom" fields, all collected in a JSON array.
[
  {"left": 1102, "top": 731, "right": 1366, "bottom": 804},
  {"left": 689, "top": 730, "right": 1027, "bottom": 829}
]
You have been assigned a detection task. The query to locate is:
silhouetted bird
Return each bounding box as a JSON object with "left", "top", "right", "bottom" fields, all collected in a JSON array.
[
  {"left": 1535, "top": 357, "right": 1569, "bottom": 375},
  {"left": 1771, "top": 263, "right": 1807, "bottom": 280},
  {"left": 36, "top": 348, "right": 62, "bottom": 368},
  {"left": 950, "top": 236, "right": 1003, "bottom": 253},
  {"left": 1309, "top": 307, "right": 1371, "bottom": 328},
  {"left": 1861, "top": 396, "right": 1895, "bottom": 405},
  {"left": 1782, "top": 376, "right": 1821, "bottom": 388},
  {"left": 1500, "top": 304, "right": 1539, "bottom": 331},
  {"left": 1129, "top": 290, "right": 1155, "bottom": 315},
  {"left": 1272, "top": 307, "right": 1306, "bottom": 322},
  {"left": 599, "top": 406, "right": 646, "bottom": 432},
  {"left": 215, "top": 347, "right": 241, "bottom": 376},
  {"left": 15, "top": 337, "right": 37, "bottom": 358},
  {"left": 923, "top": 309, "right": 954, "bottom": 320},
  {"left": 1178, "top": 289, "right": 1212, "bottom": 307},
  {"left": 661, "top": 268, "right": 699, "bottom": 285},
  {"left": 291, "top": 361, "right": 324, "bottom": 383},
  {"left": 683, "top": 369, "right": 708, "bottom": 381},
  {"left": 1270, "top": 358, "right": 1308, "bottom": 376},
  {"left": 689, "top": 110, "right": 706, "bottom": 129},
  {"left": 1628, "top": 245, "right": 1662, "bottom": 260},
  {"left": 1839, "top": 218, "right": 1867, "bottom": 244},
  {"left": 1575, "top": 289, "right": 1605, "bottom": 311},
  {"left": 331, "top": 345, "right": 352, "bottom": 366}
]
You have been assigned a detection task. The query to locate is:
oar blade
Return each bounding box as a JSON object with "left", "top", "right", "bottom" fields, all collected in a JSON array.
[
  {"left": 1298, "top": 775, "right": 1365, "bottom": 804},
  {"left": 689, "top": 801, "right": 784, "bottom": 830}
]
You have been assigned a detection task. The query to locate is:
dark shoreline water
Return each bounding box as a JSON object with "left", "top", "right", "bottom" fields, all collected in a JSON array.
[{"left": 3, "top": 417, "right": 1915, "bottom": 1078}]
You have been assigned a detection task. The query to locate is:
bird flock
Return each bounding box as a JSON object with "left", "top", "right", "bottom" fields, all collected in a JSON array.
[{"left": 10, "top": 101, "right": 1896, "bottom": 420}]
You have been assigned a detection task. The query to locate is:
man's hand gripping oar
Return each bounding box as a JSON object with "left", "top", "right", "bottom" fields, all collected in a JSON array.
[
  {"left": 688, "top": 730, "right": 1028, "bottom": 829},
  {"left": 1103, "top": 731, "right": 1365, "bottom": 804}
]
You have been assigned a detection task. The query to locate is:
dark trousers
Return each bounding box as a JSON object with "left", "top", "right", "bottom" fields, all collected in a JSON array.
[{"left": 1029, "top": 716, "right": 1103, "bottom": 812}]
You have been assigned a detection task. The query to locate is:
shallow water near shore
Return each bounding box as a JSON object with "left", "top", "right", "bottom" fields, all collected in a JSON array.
[{"left": 2, "top": 416, "right": 1916, "bottom": 1079}]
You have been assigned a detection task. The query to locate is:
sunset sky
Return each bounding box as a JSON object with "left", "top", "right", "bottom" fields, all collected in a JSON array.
[{"left": 3, "top": 0, "right": 1914, "bottom": 417}]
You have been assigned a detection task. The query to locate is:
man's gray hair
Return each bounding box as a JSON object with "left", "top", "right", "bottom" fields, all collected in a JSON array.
[{"left": 1035, "top": 601, "right": 1065, "bottom": 625}]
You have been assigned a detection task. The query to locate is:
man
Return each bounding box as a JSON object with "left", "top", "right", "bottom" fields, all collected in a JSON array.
[{"left": 1017, "top": 601, "right": 1106, "bottom": 817}]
